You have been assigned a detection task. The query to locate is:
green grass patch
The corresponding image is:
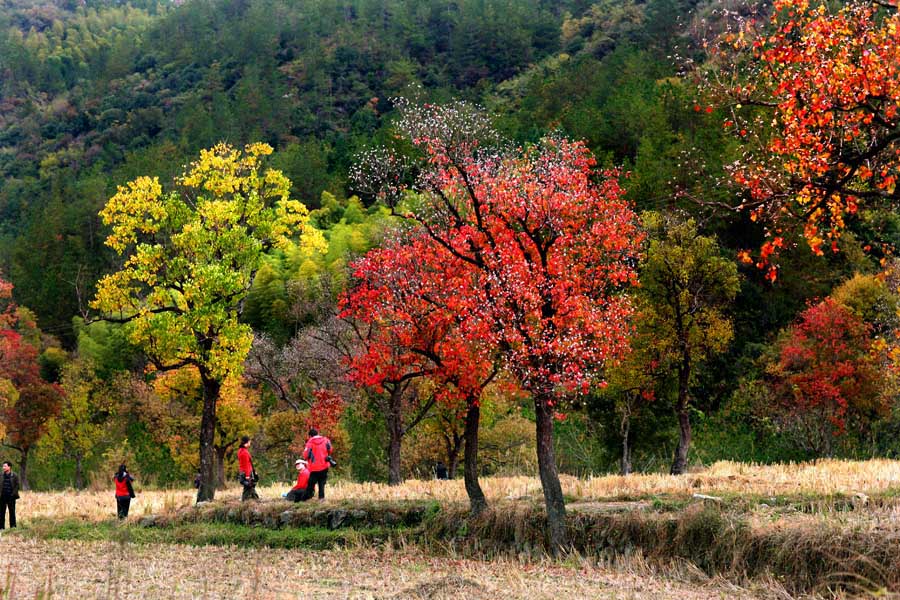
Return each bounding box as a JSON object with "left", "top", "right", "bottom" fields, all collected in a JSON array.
[{"left": 19, "top": 517, "right": 403, "bottom": 550}]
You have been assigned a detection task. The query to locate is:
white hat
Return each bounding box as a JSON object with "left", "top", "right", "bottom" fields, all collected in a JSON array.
[{"left": 295, "top": 459, "right": 307, "bottom": 466}]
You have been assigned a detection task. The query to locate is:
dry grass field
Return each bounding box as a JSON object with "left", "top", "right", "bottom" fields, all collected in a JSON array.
[
  {"left": 16, "top": 459, "right": 900, "bottom": 524},
  {"left": 4, "top": 459, "right": 900, "bottom": 598},
  {"left": 0, "top": 536, "right": 781, "bottom": 599}
]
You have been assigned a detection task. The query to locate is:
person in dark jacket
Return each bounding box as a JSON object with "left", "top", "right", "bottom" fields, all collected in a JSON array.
[
  {"left": 237, "top": 435, "right": 259, "bottom": 501},
  {"left": 1, "top": 461, "right": 19, "bottom": 529},
  {"left": 114, "top": 463, "right": 136, "bottom": 519},
  {"left": 284, "top": 459, "right": 311, "bottom": 502},
  {"left": 303, "top": 428, "right": 333, "bottom": 500},
  {"left": 434, "top": 462, "right": 449, "bottom": 480}
]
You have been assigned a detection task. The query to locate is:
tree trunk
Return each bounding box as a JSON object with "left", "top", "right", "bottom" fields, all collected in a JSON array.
[
  {"left": 670, "top": 364, "right": 691, "bottom": 475},
  {"left": 18, "top": 447, "right": 29, "bottom": 491},
  {"left": 387, "top": 386, "right": 403, "bottom": 486},
  {"left": 197, "top": 371, "right": 221, "bottom": 501},
  {"left": 534, "top": 395, "right": 567, "bottom": 551},
  {"left": 75, "top": 453, "right": 84, "bottom": 489},
  {"left": 215, "top": 445, "right": 227, "bottom": 490},
  {"left": 620, "top": 409, "right": 632, "bottom": 476},
  {"left": 463, "top": 401, "right": 487, "bottom": 515},
  {"left": 447, "top": 435, "right": 461, "bottom": 480}
]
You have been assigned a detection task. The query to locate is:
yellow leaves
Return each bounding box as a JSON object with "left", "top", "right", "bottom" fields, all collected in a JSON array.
[
  {"left": 99, "top": 176, "right": 165, "bottom": 254},
  {"left": 245, "top": 142, "right": 273, "bottom": 157},
  {"left": 92, "top": 142, "right": 313, "bottom": 379}
]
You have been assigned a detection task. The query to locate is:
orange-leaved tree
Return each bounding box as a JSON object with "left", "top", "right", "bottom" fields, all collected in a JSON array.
[
  {"left": 341, "top": 234, "right": 498, "bottom": 513},
  {"left": 706, "top": 0, "right": 900, "bottom": 278},
  {"left": 352, "top": 99, "right": 642, "bottom": 549}
]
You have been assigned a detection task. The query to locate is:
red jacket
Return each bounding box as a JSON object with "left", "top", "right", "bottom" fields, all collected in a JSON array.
[
  {"left": 238, "top": 446, "right": 254, "bottom": 478},
  {"left": 304, "top": 435, "right": 332, "bottom": 472},
  {"left": 292, "top": 468, "right": 310, "bottom": 491},
  {"left": 114, "top": 474, "right": 134, "bottom": 497}
]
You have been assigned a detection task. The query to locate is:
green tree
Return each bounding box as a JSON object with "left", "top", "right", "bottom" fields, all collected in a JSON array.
[
  {"left": 90, "top": 142, "right": 317, "bottom": 501},
  {"left": 640, "top": 212, "right": 740, "bottom": 474},
  {"left": 42, "top": 359, "right": 116, "bottom": 489}
]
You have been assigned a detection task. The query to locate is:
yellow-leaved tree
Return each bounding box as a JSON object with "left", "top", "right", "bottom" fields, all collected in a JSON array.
[{"left": 91, "top": 143, "right": 323, "bottom": 500}]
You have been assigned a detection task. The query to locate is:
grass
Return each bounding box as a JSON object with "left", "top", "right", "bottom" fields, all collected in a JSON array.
[
  {"left": 8, "top": 459, "right": 900, "bottom": 598},
  {"left": 21, "top": 517, "right": 401, "bottom": 550},
  {"left": 17, "top": 459, "right": 900, "bottom": 524},
  {"left": 0, "top": 536, "right": 780, "bottom": 599}
]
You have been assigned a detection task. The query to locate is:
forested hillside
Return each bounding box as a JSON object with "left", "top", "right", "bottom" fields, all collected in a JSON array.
[{"left": 2, "top": 0, "right": 899, "bottom": 492}]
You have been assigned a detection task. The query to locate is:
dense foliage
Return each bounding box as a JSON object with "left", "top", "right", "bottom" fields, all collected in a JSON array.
[{"left": 2, "top": 0, "right": 900, "bottom": 496}]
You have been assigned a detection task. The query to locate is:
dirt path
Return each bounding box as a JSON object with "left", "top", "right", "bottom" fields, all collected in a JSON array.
[{"left": 0, "top": 536, "right": 777, "bottom": 599}]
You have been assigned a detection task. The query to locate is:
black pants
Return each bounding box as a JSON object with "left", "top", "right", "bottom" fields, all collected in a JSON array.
[
  {"left": 241, "top": 484, "right": 259, "bottom": 502},
  {"left": 0, "top": 497, "right": 15, "bottom": 528},
  {"left": 305, "top": 469, "right": 328, "bottom": 499},
  {"left": 116, "top": 496, "right": 131, "bottom": 519},
  {"left": 285, "top": 488, "right": 309, "bottom": 502}
]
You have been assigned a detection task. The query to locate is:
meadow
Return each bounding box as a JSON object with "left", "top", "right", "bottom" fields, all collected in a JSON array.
[
  {"left": 3, "top": 459, "right": 900, "bottom": 598},
  {"left": 0, "top": 536, "right": 778, "bottom": 600},
  {"left": 16, "top": 459, "right": 900, "bottom": 524}
]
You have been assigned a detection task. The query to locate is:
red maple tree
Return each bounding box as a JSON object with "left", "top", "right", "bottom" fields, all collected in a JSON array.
[
  {"left": 0, "top": 276, "right": 63, "bottom": 488},
  {"left": 342, "top": 234, "right": 498, "bottom": 512},
  {"left": 352, "top": 100, "right": 642, "bottom": 547},
  {"left": 706, "top": 0, "right": 900, "bottom": 277},
  {"left": 769, "top": 298, "right": 886, "bottom": 454},
  {"left": 337, "top": 275, "right": 436, "bottom": 486}
]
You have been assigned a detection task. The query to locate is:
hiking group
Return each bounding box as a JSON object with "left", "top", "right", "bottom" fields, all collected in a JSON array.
[
  {"left": 239, "top": 428, "right": 335, "bottom": 503},
  {"left": 2, "top": 429, "right": 334, "bottom": 523}
]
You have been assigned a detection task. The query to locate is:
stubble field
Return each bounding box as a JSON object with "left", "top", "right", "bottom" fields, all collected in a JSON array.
[
  {"left": 17, "top": 459, "right": 900, "bottom": 524},
  {"left": 0, "top": 536, "right": 779, "bottom": 599},
  {"left": 3, "top": 459, "right": 899, "bottom": 599}
]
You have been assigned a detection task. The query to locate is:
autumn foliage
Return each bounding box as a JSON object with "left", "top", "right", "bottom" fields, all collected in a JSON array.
[
  {"left": 0, "top": 276, "right": 63, "bottom": 488},
  {"left": 350, "top": 99, "right": 642, "bottom": 546},
  {"left": 709, "top": 0, "right": 900, "bottom": 276},
  {"left": 768, "top": 298, "right": 887, "bottom": 452}
]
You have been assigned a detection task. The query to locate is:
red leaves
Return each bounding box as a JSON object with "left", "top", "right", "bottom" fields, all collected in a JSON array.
[
  {"left": 713, "top": 0, "right": 900, "bottom": 270},
  {"left": 0, "top": 276, "right": 63, "bottom": 451},
  {"left": 347, "top": 106, "right": 642, "bottom": 406},
  {"left": 772, "top": 298, "right": 884, "bottom": 435},
  {"left": 306, "top": 389, "right": 345, "bottom": 432}
]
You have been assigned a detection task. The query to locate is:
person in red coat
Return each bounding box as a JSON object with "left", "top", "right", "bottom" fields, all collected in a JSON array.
[
  {"left": 284, "top": 459, "right": 311, "bottom": 502},
  {"left": 237, "top": 436, "right": 259, "bottom": 501},
  {"left": 113, "top": 463, "right": 135, "bottom": 519},
  {"left": 303, "top": 428, "right": 333, "bottom": 500}
]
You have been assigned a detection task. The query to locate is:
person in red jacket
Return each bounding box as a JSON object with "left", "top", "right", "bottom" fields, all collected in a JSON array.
[
  {"left": 237, "top": 435, "right": 259, "bottom": 501},
  {"left": 113, "top": 463, "right": 135, "bottom": 519},
  {"left": 303, "top": 428, "right": 333, "bottom": 500},
  {"left": 284, "top": 459, "right": 311, "bottom": 502}
]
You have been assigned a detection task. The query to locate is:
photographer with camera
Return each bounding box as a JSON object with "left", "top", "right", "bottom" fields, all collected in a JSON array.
[
  {"left": 303, "top": 428, "right": 334, "bottom": 500},
  {"left": 237, "top": 435, "right": 259, "bottom": 502}
]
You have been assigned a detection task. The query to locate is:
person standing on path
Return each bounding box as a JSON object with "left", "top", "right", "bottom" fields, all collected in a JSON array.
[
  {"left": 114, "top": 463, "right": 136, "bottom": 519},
  {"left": 303, "top": 428, "right": 333, "bottom": 501},
  {"left": 237, "top": 435, "right": 259, "bottom": 501},
  {"left": 1, "top": 461, "right": 20, "bottom": 529}
]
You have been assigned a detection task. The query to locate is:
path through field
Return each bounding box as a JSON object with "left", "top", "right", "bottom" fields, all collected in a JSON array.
[{"left": 0, "top": 536, "right": 772, "bottom": 599}]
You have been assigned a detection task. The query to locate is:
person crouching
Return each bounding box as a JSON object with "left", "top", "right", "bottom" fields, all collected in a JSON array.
[{"left": 284, "top": 459, "right": 311, "bottom": 502}]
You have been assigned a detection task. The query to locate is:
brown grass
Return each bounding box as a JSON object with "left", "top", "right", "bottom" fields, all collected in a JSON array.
[
  {"left": 0, "top": 536, "right": 779, "bottom": 599},
  {"left": 18, "top": 459, "right": 900, "bottom": 524}
]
